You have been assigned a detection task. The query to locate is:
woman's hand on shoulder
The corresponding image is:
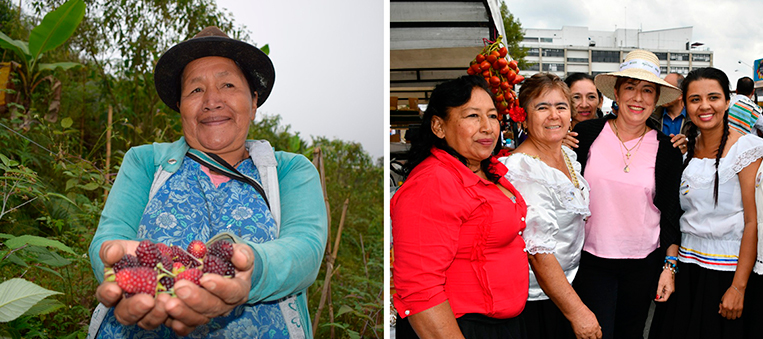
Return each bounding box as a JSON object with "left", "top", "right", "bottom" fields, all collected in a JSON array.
[
  {"left": 563, "top": 131, "right": 579, "bottom": 149},
  {"left": 95, "top": 240, "right": 171, "bottom": 330},
  {"left": 162, "top": 243, "right": 255, "bottom": 336},
  {"left": 670, "top": 134, "right": 688, "bottom": 154}
]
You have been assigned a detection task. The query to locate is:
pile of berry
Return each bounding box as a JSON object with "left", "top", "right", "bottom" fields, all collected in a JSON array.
[
  {"left": 466, "top": 36, "right": 524, "bottom": 122},
  {"left": 105, "top": 239, "right": 235, "bottom": 298}
]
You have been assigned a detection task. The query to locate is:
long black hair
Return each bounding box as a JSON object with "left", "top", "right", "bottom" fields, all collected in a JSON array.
[
  {"left": 405, "top": 75, "right": 500, "bottom": 183},
  {"left": 681, "top": 67, "right": 732, "bottom": 206}
]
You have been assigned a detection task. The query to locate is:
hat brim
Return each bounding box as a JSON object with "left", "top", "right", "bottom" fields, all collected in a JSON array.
[
  {"left": 594, "top": 69, "right": 681, "bottom": 108},
  {"left": 154, "top": 36, "right": 275, "bottom": 112}
]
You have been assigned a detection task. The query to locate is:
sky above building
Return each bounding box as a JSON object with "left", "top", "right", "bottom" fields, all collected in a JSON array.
[
  {"left": 216, "top": 0, "right": 385, "bottom": 159},
  {"left": 505, "top": 0, "right": 763, "bottom": 88}
]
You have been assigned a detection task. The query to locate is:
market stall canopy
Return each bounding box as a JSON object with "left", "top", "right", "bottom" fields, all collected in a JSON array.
[{"left": 390, "top": 0, "right": 506, "bottom": 107}]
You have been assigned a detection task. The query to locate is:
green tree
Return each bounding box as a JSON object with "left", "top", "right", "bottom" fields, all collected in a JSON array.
[{"left": 500, "top": 1, "right": 532, "bottom": 70}]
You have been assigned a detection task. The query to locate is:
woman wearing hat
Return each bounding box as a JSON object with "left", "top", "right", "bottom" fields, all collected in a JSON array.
[
  {"left": 569, "top": 49, "right": 684, "bottom": 339},
  {"left": 88, "top": 27, "right": 327, "bottom": 338}
]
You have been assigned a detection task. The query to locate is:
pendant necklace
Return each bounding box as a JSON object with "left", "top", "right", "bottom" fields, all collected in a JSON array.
[{"left": 612, "top": 120, "right": 647, "bottom": 173}]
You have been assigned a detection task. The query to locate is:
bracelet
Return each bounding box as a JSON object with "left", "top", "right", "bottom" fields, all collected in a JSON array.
[
  {"left": 665, "top": 256, "right": 678, "bottom": 262},
  {"left": 731, "top": 285, "right": 744, "bottom": 297},
  {"left": 663, "top": 259, "right": 678, "bottom": 275}
]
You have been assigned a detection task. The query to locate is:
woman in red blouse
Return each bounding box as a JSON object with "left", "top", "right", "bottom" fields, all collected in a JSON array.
[{"left": 392, "top": 75, "right": 529, "bottom": 339}]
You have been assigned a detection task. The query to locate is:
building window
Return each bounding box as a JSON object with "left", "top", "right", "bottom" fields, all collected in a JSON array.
[
  {"left": 692, "top": 54, "right": 711, "bottom": 62},
  {"left": 526, "top": 63, "right": 540, "bottom": 71},
  {"left": 567, "top": 57, "right": 588, "bottom": 63},
  {"left": 523, "top": 37, "right": 539, "bottom": 43},
  {"left": 660, "top": 66, "right": 668, "bottom": 75},
  {"left": 591, "top": 71, "right": 607, "bottom": 77},
  {"left": 540, "top": 37, "right": 553, "bottom": 43},
  {"left": 527, "top": 48, "right": 539, "bottom": 56},
  {"left": 671, "top": 66, "right": 690, "bottom": 75},
  {"left": 670, "top": 53, "right": 689, "bottom": 61},
  {"left": 654, "top": 52, "right": 667, "bottom": 60},
  {"left": 542, "top": 48, "right": 564, "bottom": 57},
  {"left": 542, "top": 63, "right": 565, "bottom": 72},
  {"left": 591, "top": 51, "right": 620, "bottom": 63}
]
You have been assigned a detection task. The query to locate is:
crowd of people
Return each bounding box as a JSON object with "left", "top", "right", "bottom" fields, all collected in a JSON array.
[{"left": 392, "top": 49, "right": 763, "bottom": 339}]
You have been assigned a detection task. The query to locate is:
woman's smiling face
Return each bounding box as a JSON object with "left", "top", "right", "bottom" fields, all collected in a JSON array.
[
  {"left": 570, "top": 79, "right": 599, "bottom": 123},
  {"left": 179, "top": 56, "right": 257, "bottom": 156},
  {"left": 684, "top": 78, "right": 730, "bottom": 131},
  {"left": 524, "top": 88, "right": 571, "bottom": 144},
  {"left": 432, "top": 87, "right": 500, "bottom": 170},
  {"left": 614, "top": 78, "right": 657, "bottom": 126}
]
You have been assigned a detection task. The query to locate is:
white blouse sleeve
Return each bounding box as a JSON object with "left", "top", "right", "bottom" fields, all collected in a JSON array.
[
  {"left": 499, "top": 154, "right": 560, "bottom": 255},
  {"left": 517, "top": 180, "right": 559, "bottom": 254}
]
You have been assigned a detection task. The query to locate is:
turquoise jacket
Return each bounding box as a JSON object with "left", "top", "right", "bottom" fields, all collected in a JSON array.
[{"left": 88, "top": 137, "right": 328, "bottom": 338}]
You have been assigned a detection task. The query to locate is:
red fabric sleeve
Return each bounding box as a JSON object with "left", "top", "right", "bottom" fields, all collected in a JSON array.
[{"left": 391, "top": 164, "right": 472, "bottom": 317}]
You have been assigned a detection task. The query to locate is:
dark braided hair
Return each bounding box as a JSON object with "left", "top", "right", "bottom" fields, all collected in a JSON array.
[
  {"left": 405, "top": 75, "right": 501, "bottom": 183},
  {"left": 681, "top": 67, "right": 732, "bottom": 206}
]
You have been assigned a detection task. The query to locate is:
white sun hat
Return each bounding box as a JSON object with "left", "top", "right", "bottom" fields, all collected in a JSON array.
[{"left": 594, "top": 49, "right": 681, "bottom": 107}]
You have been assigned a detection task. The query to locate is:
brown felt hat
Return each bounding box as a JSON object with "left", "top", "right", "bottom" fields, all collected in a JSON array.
[{"left": 154, "top": 26, "right": 275, "bottom": 112}]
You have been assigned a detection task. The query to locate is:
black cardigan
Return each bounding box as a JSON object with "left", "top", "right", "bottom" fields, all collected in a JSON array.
[{"left": 572, "top": 116, "right": 683, "bottom": 252}]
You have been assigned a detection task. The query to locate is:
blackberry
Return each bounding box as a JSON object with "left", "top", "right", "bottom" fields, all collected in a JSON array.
[
  {"left": 135, "top": 240, "right": 161, "bottom": 268},
  {"left": 208, "top": 240, "right": 234, "bottom": 261},
  {"left": 159, "top": 276, "right": 175, "bottom": 291},
  {"left": 112, "top": 254, "right": 139, "bottom": 273},
  {"left": 202, "top": 255, "right": 229, "bottom": 276}
]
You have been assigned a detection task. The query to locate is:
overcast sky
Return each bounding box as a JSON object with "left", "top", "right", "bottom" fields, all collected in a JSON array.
[
  {"left": 216, "top": 0, "right": 384, "bottom": 159},
  {"left": 506, "top": 0, "right": 763, "bottom": 89}
]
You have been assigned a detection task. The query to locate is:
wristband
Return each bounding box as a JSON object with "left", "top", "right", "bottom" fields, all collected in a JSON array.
[
  {"left": 663, "top": 259, "right": 678, "bottom": 275},
  {"left": 665, "top": 256, "right": 678, "bottom": 261}
]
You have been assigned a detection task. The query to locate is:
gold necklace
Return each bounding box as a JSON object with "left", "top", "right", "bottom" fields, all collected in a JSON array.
[
  {"left": 561, "top": 148, "right": 580, "bottom": 189},
  {"left": 611, "top": 120, "right": 647, "bottom": 173}
]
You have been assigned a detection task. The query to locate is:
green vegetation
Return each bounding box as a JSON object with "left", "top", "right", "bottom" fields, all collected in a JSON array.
[
  {"left": 500, "top": 0, "right": 531, "bottom": 70},
  {"left": 0, "top": 1, "right": 382, "bottom": 338}
]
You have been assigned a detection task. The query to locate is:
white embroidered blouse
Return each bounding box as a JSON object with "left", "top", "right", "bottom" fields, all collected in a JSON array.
[
  {"left": 679, "top": 134, "right": 763, "bottom": 271},
  {"left": 500, "top": 146, "right": 591, "bottom": 301}
]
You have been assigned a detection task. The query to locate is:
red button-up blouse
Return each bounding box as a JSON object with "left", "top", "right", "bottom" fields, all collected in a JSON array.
[{"left": 392, "top": 148, "right": 528, "bottom": 319}]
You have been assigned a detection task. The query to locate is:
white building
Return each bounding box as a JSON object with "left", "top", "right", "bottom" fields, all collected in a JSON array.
[{"left": 519, "top": 26, "right": 713, "bottom": 79}]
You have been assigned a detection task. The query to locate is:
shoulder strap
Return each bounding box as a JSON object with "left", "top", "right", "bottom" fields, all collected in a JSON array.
[{"left": 186, "top": 149, "right": 271, "bottom": 209}]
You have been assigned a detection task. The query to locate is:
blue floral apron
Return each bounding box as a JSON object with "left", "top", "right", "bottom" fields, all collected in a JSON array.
[{"left": 96, "top": 156, "right": 289, "bottom": 339}]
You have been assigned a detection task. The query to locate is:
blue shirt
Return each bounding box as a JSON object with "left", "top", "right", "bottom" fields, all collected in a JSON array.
[{"left": 660, "top": 107, "right": 687, "bottom": 136}]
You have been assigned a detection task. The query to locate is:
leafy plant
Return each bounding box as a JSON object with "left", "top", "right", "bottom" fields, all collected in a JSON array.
[{"left": 0, "top": 0, "right": 85, "bottom": 122}]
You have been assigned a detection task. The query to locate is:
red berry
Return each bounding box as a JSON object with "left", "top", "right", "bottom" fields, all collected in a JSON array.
[
  {"left": 187, "top": 240, "right": 207, "bottom": 259},
  {"left": 156, "top": 243, "right": 172, "bottom": 257},
  {"left": 112, "top": 254, "right": 140, "bottom": 273},
  {"left": 209, "top": 240, "right": 234, "bottom": 262},
  {"left": 115, "top": 267, "right": 157, "bottom": 297},
  {"left": 136, "top": 240, "right": 161, "bottom": 268},
  {"left": 176, "top": 268, "right": 203, "bottom": 286},
  {"left": 160, "top": 255, "right": 173, "bottom": 270},
  {"left": 202, "top": 255, "right": 228, "bottom": 276},
  {"left": 172, "top": 245, "right": 200, "bottom": 268}
]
